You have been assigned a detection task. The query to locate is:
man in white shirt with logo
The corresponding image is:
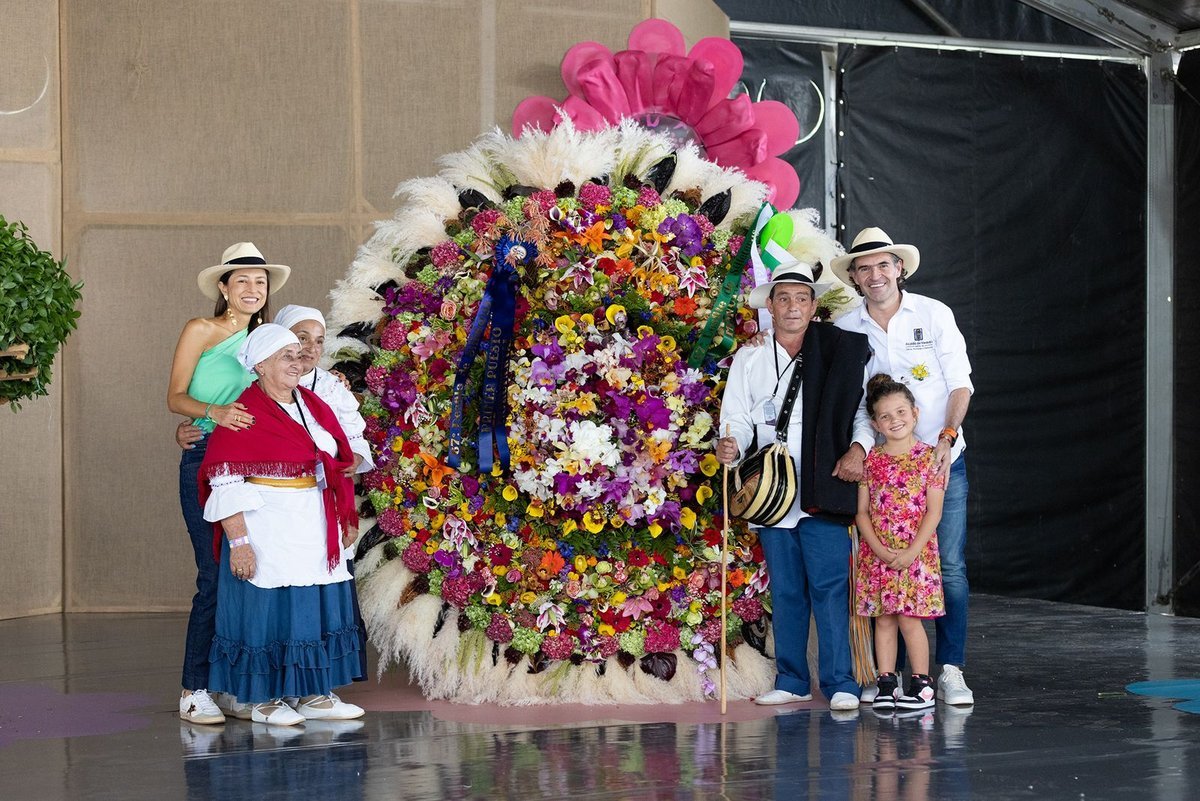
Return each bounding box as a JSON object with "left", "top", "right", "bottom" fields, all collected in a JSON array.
[{"left": 831, "top": 227, "right": 975, "bottom": 706}]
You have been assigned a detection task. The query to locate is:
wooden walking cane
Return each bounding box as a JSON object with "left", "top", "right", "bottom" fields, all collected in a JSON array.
[{"left": 720, "top": 425, "right": 730, "bottom": 715}]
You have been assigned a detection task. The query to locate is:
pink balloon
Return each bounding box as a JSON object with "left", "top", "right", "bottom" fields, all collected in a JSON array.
[
  {"left": 707, "top": 129, "right": 768, "bottom": 168},
  {"left": 672, "top": 60, "right": 716, "bottom": 124},
  {"left": 614, "top": 50, "right": 655, "bottom": 114},
  {"left": 751, "top": 100, "right": 802, "bottom": 156},
  {"left": 687, "top": 37, "right": 744, "bottom": 109},
  {"left": 561, "top": 95, "right": 608, "bottom": 132},
  {"left": 695, "top": 94, "right": 755, "bottom": 145},
  {"left": 744, "top": 157, "right": 801, "bottom": 209},
  {"left": 512, "top": 96, "right": 561, "bottom": 136},
  {"left": 561, "top": 42, "right": 612, "bottom": 98},
  {"left": 650, "top": 55, "right": 687, "bottom": 110},
  {"left": 577, "top": 59, "right": 631, "bottom": 121},
  {"left": 627, "top": 18, "right": 686, "bottom": 57}
]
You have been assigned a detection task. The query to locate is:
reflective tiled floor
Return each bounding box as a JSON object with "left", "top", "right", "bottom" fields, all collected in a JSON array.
[{"left": 1, "top": 595, "right": 1199, "bottom": 800}]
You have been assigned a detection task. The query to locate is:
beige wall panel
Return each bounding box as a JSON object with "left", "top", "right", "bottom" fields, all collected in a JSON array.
[
  {"left": 493, "top": 0, "right": 645, "bottom": 135},
  {"left": 64, "top": 225, "right": 354, "bottom": 611},
  {"left": 0, "top": 161, "right": 61, "bottom": 248},
  {"left": 651, "top": 0, "right": 729, "bottom": 45},
  {"left": 0, "top": 0, "right": 59, "bottom": 151},
  {"left": 62, "top": 0, "right": 353, "bottom": 214},
  {"left": 0, "top": 161, "right": 62, "bottom": 620},
  {"left": 360, "top": 0, "right": 484, "bottom": 210}
]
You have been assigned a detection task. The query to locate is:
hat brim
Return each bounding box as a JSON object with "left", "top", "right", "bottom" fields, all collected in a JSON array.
[
  {"left": 829, "top": 244, "right": 919, "bottom": 287},
  {"left": 197, "top": 263, "right": 291, "bottom": 301},
  {"left": 748, "top": 278, "right": 833, "bottom": 309}
]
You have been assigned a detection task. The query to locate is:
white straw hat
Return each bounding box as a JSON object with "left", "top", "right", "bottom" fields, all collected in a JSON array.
[{"left": 197, "top": 242, "right": 291, "bottom": 301}]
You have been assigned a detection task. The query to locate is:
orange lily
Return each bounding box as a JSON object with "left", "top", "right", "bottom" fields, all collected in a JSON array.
[{"left": 418, "top": 452, "right": 454, "bottom": 489}]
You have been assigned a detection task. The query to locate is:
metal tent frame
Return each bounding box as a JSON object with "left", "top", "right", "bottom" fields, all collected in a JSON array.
[{"left": 730, "top": 0, "right": 1193, "bottom": 614}]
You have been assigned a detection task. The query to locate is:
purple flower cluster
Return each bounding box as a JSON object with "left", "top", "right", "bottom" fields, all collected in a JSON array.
[{"left": 658, "top": 214, "right": 704, "bottom": 258}]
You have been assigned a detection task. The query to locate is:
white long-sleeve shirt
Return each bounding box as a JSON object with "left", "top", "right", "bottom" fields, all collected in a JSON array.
[
  {"left": 835, "top": 291, "right": 973, "bottom": 461},
  {"left": 300, "top": 367, "right": 374, "bottom": 472},
  {"left": 720, "top": 337, "right": 875, "bottom": 529}
]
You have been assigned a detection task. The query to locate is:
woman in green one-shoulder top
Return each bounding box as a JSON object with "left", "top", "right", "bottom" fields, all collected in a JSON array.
[{"left": 167, "top": 242, "right": 291, "bottom": 725}]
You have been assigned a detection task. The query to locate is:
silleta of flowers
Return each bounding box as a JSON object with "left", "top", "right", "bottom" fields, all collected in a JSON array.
[{"left": 327, "top": 121, "right": 851, "bottom": 704}]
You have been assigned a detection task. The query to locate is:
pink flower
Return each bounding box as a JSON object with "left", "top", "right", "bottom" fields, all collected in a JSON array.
[
  {"left": 697, "top": 617, "right": 723, "bottom": 644},
  {"left": 578, "top": 182, "right": 612, "bottom": 210},
  {"left": 636, "top": 186, "right": 661, "bottom": 207},
  {"left": 430, "top": 240, "right": 461, "bottom": 268},
  {"left": 511, "top": 19, "right": 801, "bottom": 207},
  {"left": 644, "top": 620, "right": 681, "bottom": 653},
  {"left": 594, "top": 635, "right": 620, "bottom": 659},
  {"left": 732, "top": 596, "right": 764, "bottom": 622},
  {"left": 471, "top": 209, "right": 504, "bottom": 236},
  {"left": 541, "top": 632, "right": 577, "bottom": 661},
  {"left": 401, "top": 540, "right": 431, "bottom": 572},
  {"left": 378, "top": 509, "right": 406, "bottom": 537},
  {"left": 440, "top": 575, "right": 473, "bottom": 608},
  {"left": 486, "top": 614, "right": 514, "bottom": 643}
]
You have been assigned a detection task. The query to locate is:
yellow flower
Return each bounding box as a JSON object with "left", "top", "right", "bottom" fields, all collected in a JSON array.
[
  {"left": 494, "top": 513, "right": 506, "bottom": 527},
  {"left": 696, "top": 486, "right": 713, "bottom": 504},
  {"left": 519, "top": 591, "right": 538, "bottom": 605},
  {"left": 574, "top": 555, "right": 589, "bottom": 574},
  {"left": 562, "top": 519, "right": 578, "bottom": 536},
  {"left": 580, "top": 313, "right": 595, "bottom": 328},
  {"left": 572, "top": 394, "right": 598, "bottom": 414},
  {"left": 598, "top": 623, "right": 616, "bottom": 636},
  {"left": 637, "top": 325, "right": 654, "bottom": 339},
  {"left": 656, "top": 581, "right": 671, "bottom": 592},
  {"left": 700, "top": 454, "right": 720, "bottom": 477},
  {"left": 649, "top": 522, "right": 663, "bottom": 538},
  {"left": 605, "top": 304, "right": 627, "bottom": 325},
  {"left": 492, "top": 565, "right": 508, "bottom": 576},
  {"left": 673, "top": 566, "right": 687, "bottom": 580},
  {"left": 554, "top": 315, "right": 575, "bottom": 334},
  {"left": 583, "top": 511, "right": 605, "bottom": 533},
  {"left": 910, "top": 363, "right": 930, "bottom": 381},
  {"left": 609, "top": 515, "right": 625, "bottom": 529},
  {"left": 484, "top": 592, "right": 503, "bottom": 606},
  {"left": 657, "top": 335, "right": 676, "bottom": 353},
  {"left": 502, "top": 485, "right": 519, "bottom": 502},
  {"left": 491, "top": 462, "right": 504, "bottom": 478},
  {"left": 526, "top": 501, "right": 544, "bottom": 518},
  {"left": 680, "top": 508, "right": 697, "bottom": 529},
  {"left": 611, "top": 591, "right": 628, "bottom": 605}
]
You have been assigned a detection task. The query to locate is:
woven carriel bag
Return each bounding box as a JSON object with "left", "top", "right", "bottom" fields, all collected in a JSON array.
[{"left": 728, "top": 353, "right": 804, "bottom": 527}]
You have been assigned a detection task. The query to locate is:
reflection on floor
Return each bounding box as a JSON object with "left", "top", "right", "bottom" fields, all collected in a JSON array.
[{"left": 1, "top": 594, "right": 1198, "bottom": 800}]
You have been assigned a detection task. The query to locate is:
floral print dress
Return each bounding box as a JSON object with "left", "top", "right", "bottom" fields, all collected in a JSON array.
[{"left": 856, "top": 442, "right": 947, "bottom": 618}]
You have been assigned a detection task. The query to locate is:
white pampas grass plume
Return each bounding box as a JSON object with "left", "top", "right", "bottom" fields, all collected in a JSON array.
[
  {"left": 499, "top": 119, "right": 618, "bottom": 189},
  {"left": 437, "top": 129, "right": 514, "bottom": 199},
  {"left": 327, "top": 281, "right": 384, "bottom": 329}
]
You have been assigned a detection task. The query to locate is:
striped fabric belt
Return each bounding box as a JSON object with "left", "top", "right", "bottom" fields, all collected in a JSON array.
[{"left": 246, "top": 476, "right": 318, "bottom": 489}]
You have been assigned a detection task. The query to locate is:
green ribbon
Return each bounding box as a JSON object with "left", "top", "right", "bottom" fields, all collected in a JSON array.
[{"left": 688, "top": 203, "right": 776, "bottom": 369}]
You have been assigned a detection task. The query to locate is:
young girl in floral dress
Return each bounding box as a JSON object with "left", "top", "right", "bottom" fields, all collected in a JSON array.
[{"left": 856, "top": 374, "right": 947, "bottom": 711}]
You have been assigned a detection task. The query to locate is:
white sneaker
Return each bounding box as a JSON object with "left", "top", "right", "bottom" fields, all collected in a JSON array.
[
  {"left": 753, "top": 689, "right": 813, "bottom": 705},
  {"left": 937, "top": 665, "right": 975, "bottom": 706},
  {"left": 214, "top": 692, "right": 255, "bottom": 721},
  {"left": 860, "top": 683, "right": 879, "bottom": 704},
  {"left": 179, "top": 689, "right": 225, "bottom": 725},
  {"left": 293, "top": 693, "right": 365, "bottom": 720},
  {"left": 251, "top": 700, "right": 306, "bottom": 726},
  {"left": 829, "top": 691, "right": 860, "bottom": 711}
]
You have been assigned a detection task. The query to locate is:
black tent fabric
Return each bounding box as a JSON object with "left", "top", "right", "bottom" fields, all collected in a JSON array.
[
  {"left": 1173, "top": 52, "right": 1200, "bottom": 617},
  {"left": 835, "top": 46, "right": 1147, "bottom": 608},
  {"left": 716, "top": 0, "right": 1105, "bottom": 46}
]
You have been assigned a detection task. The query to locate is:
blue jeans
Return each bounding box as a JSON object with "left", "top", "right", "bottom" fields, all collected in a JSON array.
[
  {"left": 759, "top": 516, "right": 859, "bottom": 699},
  {"left": 179, "top": 435, "right": 216, "bottom": 690},
  {"left": 935, "top": 455, "right": 969, "bottom": 667}
]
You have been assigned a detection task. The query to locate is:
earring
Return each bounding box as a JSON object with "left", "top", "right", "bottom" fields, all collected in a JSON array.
[{"left": 226, "top": 306, "right": 238, "bottom": 325}]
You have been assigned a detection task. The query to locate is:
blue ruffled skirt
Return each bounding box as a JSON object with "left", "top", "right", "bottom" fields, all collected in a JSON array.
[{"left": 208, "top": 540, "right": 366, "bottom": 703}]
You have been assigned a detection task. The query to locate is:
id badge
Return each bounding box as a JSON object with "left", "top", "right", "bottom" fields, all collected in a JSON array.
[
  {"left": 315, "top": 461, "right": 328, "bottom": 490},
  {"left": 763, "top": 399, "right": 777, "bottom": 426}
]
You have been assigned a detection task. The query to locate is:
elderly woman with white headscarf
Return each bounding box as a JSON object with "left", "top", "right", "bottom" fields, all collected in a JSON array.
[
  {"left": 199, "top": 324, "right": 366, "bottom": 726},
  {"left": 273, "top": 304, "right": 373, "bottom": 475}
]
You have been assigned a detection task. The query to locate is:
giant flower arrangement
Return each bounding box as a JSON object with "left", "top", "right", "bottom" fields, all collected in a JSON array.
[{"left": 326, "top": 89, "right": 850, "bottom": 709}]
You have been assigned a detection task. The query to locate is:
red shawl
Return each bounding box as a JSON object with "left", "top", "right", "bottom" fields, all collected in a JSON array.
[{"left": 199, "top": 381, "right": 359, "bottom": 571}]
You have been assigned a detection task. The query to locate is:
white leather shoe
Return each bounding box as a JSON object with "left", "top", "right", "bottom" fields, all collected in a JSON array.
[
  {"left": 294, "top": 693, "right": 365, "bottom": 720},
  {"left": 251, "top": 700, "right": 305, "bottom": 726},
  {"left": 179, "top": 689, "right": 225, "bottom": 725},
  {"left": 753, "top": 689, "right": 813, "bottom": 706},
  {"left": 937, "top": 665, "right": 975, "bottom": 705},
  {"left": 829, "top": 691, "right": 861, "bottom": 711}
]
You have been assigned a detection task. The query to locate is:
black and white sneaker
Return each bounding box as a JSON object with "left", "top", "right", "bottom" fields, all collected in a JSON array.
[
  {"left": 873, "top": 672, "right": 901, "bottom": 711},
  {"left": 896, "top": 674, "right": 935, "bottom": 711}
]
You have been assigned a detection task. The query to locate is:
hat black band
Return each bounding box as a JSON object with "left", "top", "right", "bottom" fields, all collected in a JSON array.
[
  {"left": 225, "top": 256, "right": 267, "bottom": 266},
  {"left": 848, "top": 240, "right": 892, "bottom": 254}
]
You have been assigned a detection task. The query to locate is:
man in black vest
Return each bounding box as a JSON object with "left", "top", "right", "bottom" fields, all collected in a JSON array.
[{"left": 716, "top": 262, "right": 871, "bottom": 710}]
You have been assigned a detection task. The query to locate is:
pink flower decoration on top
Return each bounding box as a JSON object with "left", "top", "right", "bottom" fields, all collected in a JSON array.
[{"left": 512, "top": 18, "right": 801, "bottom": 208}]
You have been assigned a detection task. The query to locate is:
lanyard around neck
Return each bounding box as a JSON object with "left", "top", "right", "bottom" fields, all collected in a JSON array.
[{"left": 772, "top": 335, "right": 803, "bottom": 397}]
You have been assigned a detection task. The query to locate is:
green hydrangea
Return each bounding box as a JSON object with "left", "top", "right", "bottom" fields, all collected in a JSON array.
[
  {"left": 511, "top": 627, "right": 545, "bottom": 655},
  {"left": 416, "top": 264, "right": 439, "bottom": 287},
  {"left": 359, "top": 395, "right": 384, "bottom": 419},
  {"left": 611, "top": 186, "right": 637, "bottom": 210},
  {"left": 556, "top": 197, "right": 579, "bottom": 213},
  {"left": 452, "top": 228, "right": 476, "bottom": 247},
  {"left": 502, "top": 197, "right": 527, "bottom": 221},
  {"left": 427, "top": 571, "right": 445, "bottom": 595},
  {"left": 368, "top": 489, "right": 393, "bottom": 515},
  {"left": 372, "top": 349, "right": 402, "bottom": 368},
  {"left": 618, "top": 629, "right": 646, "bottom": 657},
  {"left": 464, "top": 605, "right": 491, "bottom": 630}
]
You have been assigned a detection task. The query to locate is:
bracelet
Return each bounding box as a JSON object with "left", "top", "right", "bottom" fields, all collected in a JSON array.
[
  {"left": 938, "top": 427, "right": 959, "bottom": 444},
  {"left": 228, "top": 535, "right": 250, "bottom": 548},
  {"left": 203, "top": 403, "right": 214, "bottom": 421}
]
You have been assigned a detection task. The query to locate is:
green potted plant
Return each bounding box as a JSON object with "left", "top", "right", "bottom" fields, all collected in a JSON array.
[{"left": 0, "top": 216, "right": 82, "bottom": 410}]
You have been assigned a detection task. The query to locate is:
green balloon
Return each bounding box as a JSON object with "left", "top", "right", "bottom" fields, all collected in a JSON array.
[{"left": 758, "top": 213, "right": 793, "bottom": 251}]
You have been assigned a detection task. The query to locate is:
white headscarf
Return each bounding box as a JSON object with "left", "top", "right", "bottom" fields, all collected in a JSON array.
[
  {"left": 237, "top": 323, "right": 300, "bottom": 373},
  {"left": 273, "top": 304, "right": 326, "bottom": 333}
]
